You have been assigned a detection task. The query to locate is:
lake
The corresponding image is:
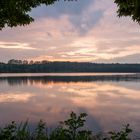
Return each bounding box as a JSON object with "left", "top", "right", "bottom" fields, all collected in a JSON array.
[{"left": 0, "top": 73, "right": 140, "bottom": 137}]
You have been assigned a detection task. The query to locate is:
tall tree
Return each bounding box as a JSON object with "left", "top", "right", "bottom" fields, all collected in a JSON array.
[
  {"left": 114, "top": 0, "right": 140, "bottom": 24},
  {"left": 0, "top": 0, "right": 140, "bottom": 30},
  {"left": 0, "top": 0, "right": 75, "bottom": 30}
]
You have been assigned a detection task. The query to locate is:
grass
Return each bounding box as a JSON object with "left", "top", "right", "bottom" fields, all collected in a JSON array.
[{"left": 0, "top": 112, "right": 132, "bottom": 140}]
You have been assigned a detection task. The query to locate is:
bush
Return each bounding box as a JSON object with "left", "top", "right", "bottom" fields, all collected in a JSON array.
[{"left": 0, "top": 112, "right": 132, "bottom": 140}]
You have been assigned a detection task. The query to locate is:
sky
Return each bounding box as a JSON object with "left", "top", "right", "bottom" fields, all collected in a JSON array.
[{"left": 0, "top": 0, "right": 140, "bottom": 63}]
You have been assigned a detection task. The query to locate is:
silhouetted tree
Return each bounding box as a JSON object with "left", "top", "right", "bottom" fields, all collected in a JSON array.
[
  {"left": 0, "top": 0, "right": 76, "bottom": 30},
  {"left": 0, "top": 59, "right": 140, "bottom": 73},
  {"left": 115, "top": 0, "right": 140, "bottom": 24},
  {"left": 1, "top": 0, "right": 140, "bottom": 30}
]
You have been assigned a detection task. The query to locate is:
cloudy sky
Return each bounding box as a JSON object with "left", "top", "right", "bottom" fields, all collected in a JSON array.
[{"left": 0, "top": 0, "right": 140, "bottom": 63}]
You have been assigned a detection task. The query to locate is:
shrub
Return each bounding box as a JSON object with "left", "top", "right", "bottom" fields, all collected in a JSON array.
[{"left": 0, "top": 112, "right": 133, "bottom": 140}]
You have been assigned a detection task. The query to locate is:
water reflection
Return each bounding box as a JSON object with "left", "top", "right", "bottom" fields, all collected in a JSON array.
[
  {"left": 0, "top": 73, "right": 140, "bottom": 86},
  {"left": 0, "top": 74, "right": 140, "bottom": 137}
]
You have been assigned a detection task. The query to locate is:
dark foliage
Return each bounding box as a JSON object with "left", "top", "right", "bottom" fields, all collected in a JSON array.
[
  {"left": 1, "top": 0, "right": 140, "bottom": 30},
  {"left": 0, "top": 0, "right": 76, "bottom": 30},
  {"left": 114, "top": 0, "right": 140, "bottom": 24},
  {"left": 0, "top": 61, "right": 140, "bottom": 73},
  {"left": 0, "top": 112, "right": 132, "bottom": 140}
]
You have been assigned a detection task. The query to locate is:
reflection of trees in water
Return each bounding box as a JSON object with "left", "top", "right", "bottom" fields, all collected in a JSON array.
[
  {"left": 7, "top": 78, "right": 28, "bottom": 86},
  {"left": 0, "top": 74, "right": 140, "bottom": 86}
]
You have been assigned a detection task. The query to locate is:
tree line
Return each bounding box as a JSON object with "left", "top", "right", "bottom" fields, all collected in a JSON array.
[{"left": 0, "top": 59, "right": 140, "bottom": 73}]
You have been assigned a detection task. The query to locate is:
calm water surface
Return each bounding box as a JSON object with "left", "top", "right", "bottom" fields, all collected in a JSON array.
[{"left": 0, "top": 73, "right": 140, "bottom": 137}]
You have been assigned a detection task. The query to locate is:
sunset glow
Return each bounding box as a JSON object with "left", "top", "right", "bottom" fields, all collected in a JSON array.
[{"left": 0, "top": 0, "right": 140, "bottom": 63}]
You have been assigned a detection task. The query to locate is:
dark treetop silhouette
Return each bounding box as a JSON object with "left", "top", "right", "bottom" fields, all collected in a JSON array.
[
  {"left": 114, "top": 0, "right": 140, "bottom": 24},
  {"left": 0, "top": 0, "right": 140, "bottom": 30},
  {"left": 1, "top": 59, "right": 140, "bottom": 73},
  {"left": 0, "top": 0, "right": 76, "bottom": 30}
]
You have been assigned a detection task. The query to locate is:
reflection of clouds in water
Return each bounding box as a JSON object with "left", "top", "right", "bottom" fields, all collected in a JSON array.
[
  {"left": 0, "top": 92, "right": 33, "bottom": 103},
  {"left": 0, "top": 78, "right": 140, "bottom": 135}
]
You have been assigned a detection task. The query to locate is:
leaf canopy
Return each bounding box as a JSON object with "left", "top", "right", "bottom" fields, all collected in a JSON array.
[
  {"left": 0, "top": 0, "right": 75, "bottom": 30},
  {"left": 114, "top": 0, "right": 140, "bottom": 23},
  {"left": 0, "top": 0, "right": 140, "bottom": 30}
]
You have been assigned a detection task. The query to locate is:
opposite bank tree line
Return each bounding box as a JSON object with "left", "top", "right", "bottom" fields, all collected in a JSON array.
[{"left": 0, "top": 59, "right": 140, "bottom": 73}]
